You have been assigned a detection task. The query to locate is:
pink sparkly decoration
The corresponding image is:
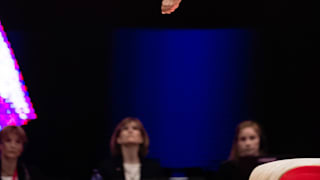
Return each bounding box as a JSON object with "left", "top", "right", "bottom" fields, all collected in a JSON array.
[{"left": 0, "top": 20, "right": 37, "bottom": 130}]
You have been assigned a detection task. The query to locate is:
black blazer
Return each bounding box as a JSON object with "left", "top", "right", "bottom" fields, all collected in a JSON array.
[
  {"left": 216, "top": 156, "right": 278, "bottom": 180},
  {"left": 98, "top": 156, "right": 167, "bottom": 180}
]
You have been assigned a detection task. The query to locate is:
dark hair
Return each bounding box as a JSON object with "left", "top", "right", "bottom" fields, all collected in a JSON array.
[
  {"left": 110, "top": 117, "right": 150, "bottom": 157},
  {"left": 228, "top": 120, "right": 267, "bottom": 160}
]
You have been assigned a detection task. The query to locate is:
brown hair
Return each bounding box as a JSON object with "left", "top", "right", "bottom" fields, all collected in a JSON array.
[
  {"left": 110, "top": 117, "right": 150, "bottom": 157},
  {"left": 228, "top": 120, "right": 265, "bottom": 160},
  {"left": 0, "top": 125, "right": 28, "bottom": 145}
]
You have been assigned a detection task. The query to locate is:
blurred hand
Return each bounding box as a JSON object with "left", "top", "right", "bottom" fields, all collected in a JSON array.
[{"left": 161, "top": 0, "right": 182, "bottom": 14}]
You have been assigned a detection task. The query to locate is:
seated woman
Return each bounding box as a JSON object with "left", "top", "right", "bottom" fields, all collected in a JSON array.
[
  {"left": 216, "top": 120, "right": 274, "bottom": 180},
  {"left": 98, "top": 117, "right": 166, "bottom": 180},
  {"left": 0, "top": 125, "right": 30, "bottom": 180}
]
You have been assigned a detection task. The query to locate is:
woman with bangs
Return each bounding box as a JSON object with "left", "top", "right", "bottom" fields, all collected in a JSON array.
[
  {"left": 0, "top": 125, "right": 30, "bottom": 180},
  {"left": 98, "top": 117, "right": 165, "bottom": 180}
]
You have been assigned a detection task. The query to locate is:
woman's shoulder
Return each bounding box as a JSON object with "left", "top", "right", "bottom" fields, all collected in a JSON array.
[
  {"left": 141, "top": 158, "right": 166, "bottom": 178},
  {"left": 219, "top": 160, "right": 237, "bottom": 168},
  {"left": 141, "top": 158, "right": 161, "bottom": 165}
]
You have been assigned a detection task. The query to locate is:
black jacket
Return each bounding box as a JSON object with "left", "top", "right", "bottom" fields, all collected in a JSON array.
[
  {"left": 216, "top": 156, "right": 277, "bottom": 180},
  {"left": 0, "top": 159, "right": 30, "bottom": 180},
  {"left": 98, "top": 156, "right": 167, "bottom": 180}
]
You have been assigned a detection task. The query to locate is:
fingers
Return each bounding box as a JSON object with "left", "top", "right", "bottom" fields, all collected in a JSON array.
[{"left": 161, "top": 0, "right": 182, "bottom": 14}]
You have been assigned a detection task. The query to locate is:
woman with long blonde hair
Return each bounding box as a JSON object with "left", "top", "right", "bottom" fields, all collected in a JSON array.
[{"left": 217, "top": 120, "right": 269, "bottom": 180}]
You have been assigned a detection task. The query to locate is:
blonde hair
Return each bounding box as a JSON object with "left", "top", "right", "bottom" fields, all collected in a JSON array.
[{"left": 110, "top": 117, "right": 150, "bottom": 157}]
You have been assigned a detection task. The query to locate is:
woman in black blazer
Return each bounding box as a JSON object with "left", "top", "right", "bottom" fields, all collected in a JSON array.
[
  {"left": 216, "top": 120, "right": 270, "bottom": 180},
  {"left": 98, "top": 117, "right": 166, "bottom": 180}
]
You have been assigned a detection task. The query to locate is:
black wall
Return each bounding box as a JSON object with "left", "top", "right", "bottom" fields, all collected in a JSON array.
[{"left": 1, "top": 0, "right": 319, "bottom": 179}]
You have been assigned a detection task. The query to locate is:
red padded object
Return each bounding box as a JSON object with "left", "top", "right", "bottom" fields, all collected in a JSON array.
[{"left": 280, "top": 166, "right": 320, "bottom": 180}]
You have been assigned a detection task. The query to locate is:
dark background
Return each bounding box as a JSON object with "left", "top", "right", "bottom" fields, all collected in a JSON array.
[{"left": 1, "top": 0, "right": 319, "bottom": 179}]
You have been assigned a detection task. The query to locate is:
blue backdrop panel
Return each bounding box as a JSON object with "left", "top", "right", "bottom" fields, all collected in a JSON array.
[{"left": 111, "top": 28, "right": 255, "bottom": 168}]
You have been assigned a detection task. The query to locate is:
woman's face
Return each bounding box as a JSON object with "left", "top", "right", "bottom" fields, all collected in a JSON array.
[
  {"left": 0, "top": 133, "right": 23, "bottom": 159},
  {"left": 117, "top": 121, "right": 144, "bottom": 145},
  {"left": 237, "top": 127, "right": 260, "bottom": 157}
]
